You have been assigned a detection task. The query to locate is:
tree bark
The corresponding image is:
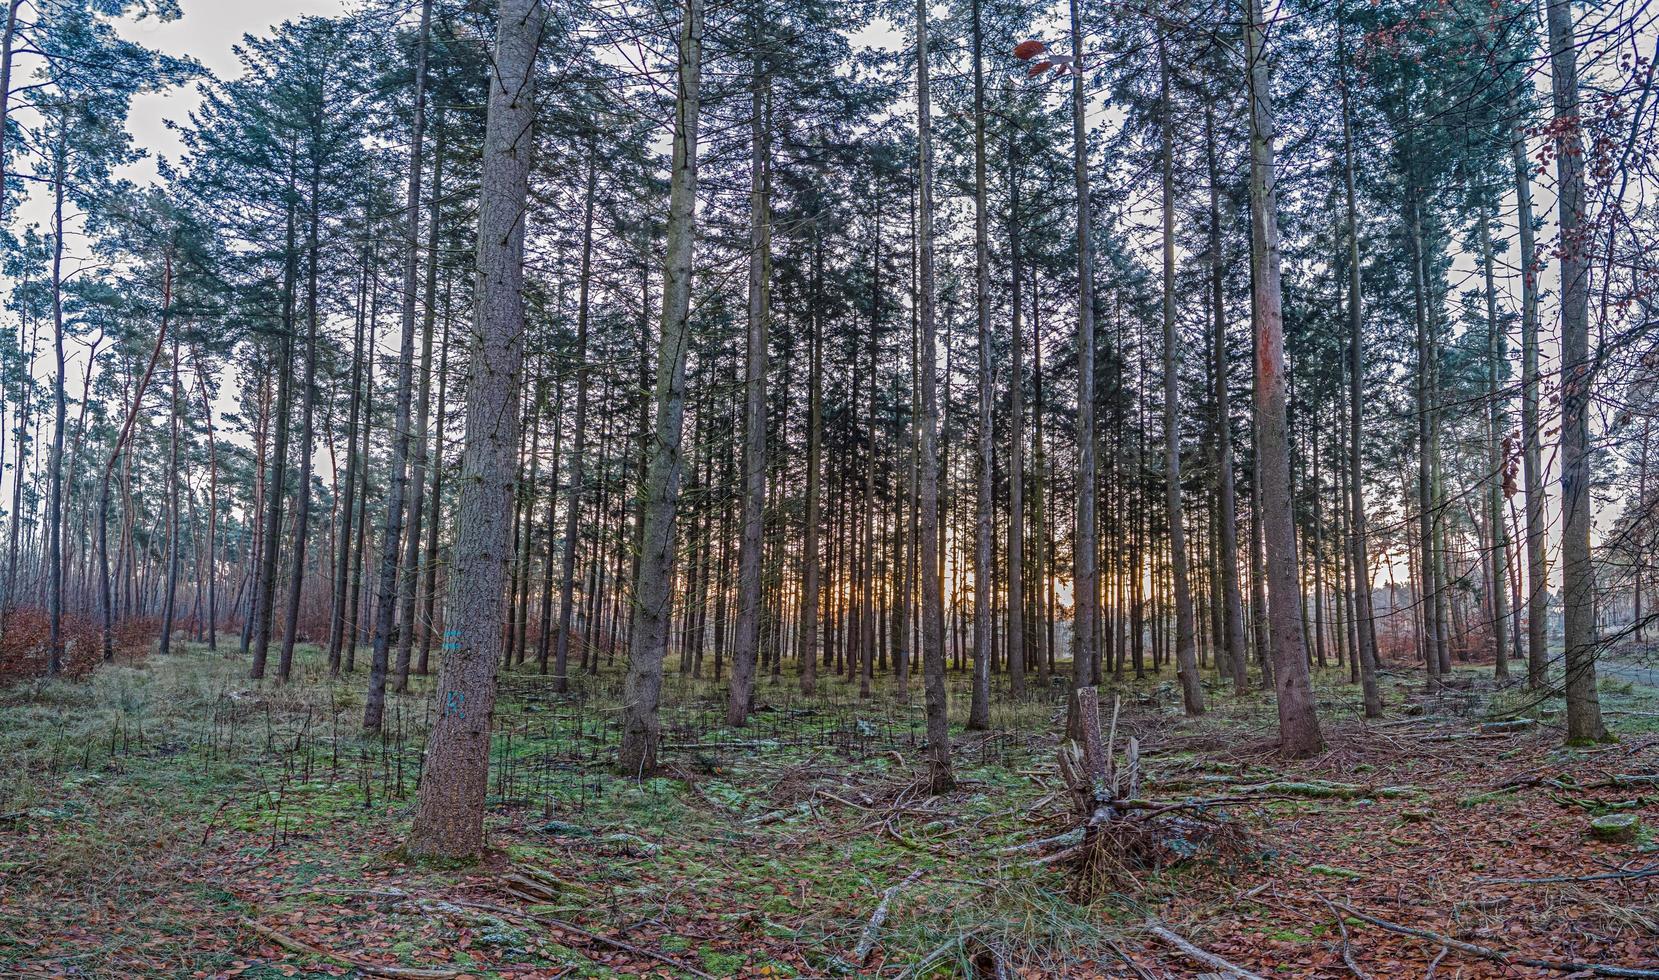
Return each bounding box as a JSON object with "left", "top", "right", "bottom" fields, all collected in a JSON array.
[
  {"left": 1337, "top": 17, "right": 1382, "bottom": 715},
  {"left": 729, "top": 32, "right": 769, "bottom": 727},
  {"left": 1067, "top": 0, "right": 1099, "bottom": 740},
  {"left": 1205, "top": 105, "right": 1248, "bottom": 696},
  {"left": 1160, "top": 40, "right": 1203, "bottom": 717},
  {"left": 1245, "top": 0, "right": 1321, "bottom": 756},
  {"left": 1512, "top": 120, "right": 1548, "bottom": 690},
  {"left": 552, "top": 143, "right": 597, "bottom": 687},
  {"left": 365, "top": 0, "right": 433, "bottom": 730},
  {"left": 915, "top": 0, "right": 954, "bottom": 793},
  {"left": 619, "top": 0, "right": 703, "bottom": 777},
  {"left": 405, "top": 0, "right": 543, "bottom": 860},
  {"left": 1547, "top": 0, "right": 1604, "bottom": 742}
]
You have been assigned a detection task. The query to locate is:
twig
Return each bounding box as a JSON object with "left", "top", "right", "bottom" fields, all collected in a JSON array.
[
  {"left": 1473, "top": 864, "right": 1659, "bottom": 885},
  {"left": 1331, "top": 901, "right": 1659, "bottom": 978},
  {"left": 1103, "top": 935, "right": 1157, "bottom": 980},
  {"left": 995, "top": 827, "right": 1083, "bottom": 856},
  {"left": 851, "top": 868, "right": 925, "bottom": 965},
  {"left": 446, "top": 899, "right": 713, "bottom": 979},
  {"left": 1424, "top": 945, "right": 1448, "bottom": 980},
  {"left": 238, "top": 917, "right": 461, "bottom": 979},
  {"left": 1143, "top": 919, "right": 1266, "bottom": 980},
  {"left": 1322, "top": 899, "right": 1375, "bottom": 980}
]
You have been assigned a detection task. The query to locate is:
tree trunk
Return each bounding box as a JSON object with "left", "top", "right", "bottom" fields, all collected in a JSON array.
[
  {"left": 1513, "top": 120, "right": 1548, "bottom": 690},
  {"left": 405, "top": 0, "right": 544, "bottom": 860},
  {"left": 1160, "top": 40, "right": 1203, "bottom": 716},
  {"left": 1006, "top": 134, "right": 1027, "bottom": 701},
  {"left": 552, "top": 144, "right": 598, "bottom": 687},
  {"left": 1480, "top": 209, "right": 1511, "bottom": 680},
  {"left": 1547, "top": 0, "right": 1604, "bottom": 742},
  {"left": 365, "top": 0, "right": 433, "bottom": 730},
  {"left": 158, "top": 338, "right": 182, "bottom": 654},
  {"left": 1067, "top": 0, "right": 1099, "bottom": 739},
  {"left": 619, "top": 0, "right": 703, "bottom": 777},
  {"left": 729, "top": 35, "right": 769, "bottom": 727},
  {"left": 799, "top": 226, "right": 823, "bottom": 696},
  {"left": 966, "top": 0, "right": 994, "bottom": 729},
  {"left": 397, "top": 116, "right": 447, "bottom": 692},
  {"left": 1205, "top": 105, "right": 1248, "bottom": 696},
  {"left": 1337, "top": 17, "right": 1382, "bottom": 715},
  {"left": 915, "top": 0, "right": 954, "bottom": 793},
  {"left": 1245, "top": 0, "right": 1321, "bottom": 756},
  {"left": 279, "top": 150, "right": 327, "bottom": 681},
  {"left": 328, "top": 239, "right": 372, "bottom": 673}
]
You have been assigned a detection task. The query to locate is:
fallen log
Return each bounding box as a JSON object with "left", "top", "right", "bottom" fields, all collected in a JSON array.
[{"left": 1330, "top": 901, "right": 1659, "bottom": 978}]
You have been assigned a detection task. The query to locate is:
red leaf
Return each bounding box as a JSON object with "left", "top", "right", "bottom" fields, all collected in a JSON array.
[
  {"left": 1014, "top": 40, "right": 1045, "bottom": 60},
  {"left": 1027, "top": 61, "right": 1053, "bottom": 77}
]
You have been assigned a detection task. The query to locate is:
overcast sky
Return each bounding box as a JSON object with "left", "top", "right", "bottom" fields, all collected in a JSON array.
[{"left": 117, "top": 0, "right": 347, "bottom": 184}]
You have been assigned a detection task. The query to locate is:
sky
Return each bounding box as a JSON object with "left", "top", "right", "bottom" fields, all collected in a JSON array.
[{"left": 119, "top": 0, "right": 348, "bottom": 184}]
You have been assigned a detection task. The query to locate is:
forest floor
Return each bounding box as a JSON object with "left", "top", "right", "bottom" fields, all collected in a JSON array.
[{"left": 1, "top": 642, "right": 1656, "bottom": 979}]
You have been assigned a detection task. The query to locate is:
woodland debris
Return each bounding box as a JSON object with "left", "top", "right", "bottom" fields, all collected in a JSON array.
[
  {"left": 1474, "top": 863, "right": 1659, "bottom": 885},
  {"left": 1590, "top": 813, "right": 1642, "bottom": 842},
  {"left": 1142, "top": 919, "right": 1266, "bottom": 980},
  {"left": 238, "top": 916, "right": 463, "bottom": 979},
  {"left": 446, "top": 899, "right": 713, "bottom": 979},
  {"left": 1227, "top": 779, "right": 1418, "bottom": 800},
  {"left": 1322, "top": 899, "right": 1376, "bottom": 980},
  {"left": 849, "top": 868, "right": 926, "bottom": 966},
  {"left": 1027, "top": 688, "right": 1247, "bottom": 895},
  {"left": 1330, "top": 900, "right": 1659, "bottom": 978}
]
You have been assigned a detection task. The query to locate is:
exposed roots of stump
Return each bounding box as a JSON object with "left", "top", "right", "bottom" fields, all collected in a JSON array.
[{"left": 1023, "top": 687, "right": 1254, "bottom": 899}]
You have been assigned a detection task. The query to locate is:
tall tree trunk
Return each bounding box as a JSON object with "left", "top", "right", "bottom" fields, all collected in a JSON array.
[
  {"left": 966, "top": 0, "right": 994, "bottom": 730},
  {"left": 158, "top": 338, "right": 182, "bottom": 654},
  {"left": 328, "top": 240, "right": 372, "bottom": 673},
  {"left": 47, "top": 140, "right": 68, "bottom": 675},
  {"left": 1160, "top": 40, "right": 1204, "bottom": 716},
  {"left": 100, "top": 256, "right": 171, "bottom": 660},
  {"left": 1408, "top": 191, "right": 1441, "bottom": 684},
  {"left": 619, "top": 0, "right": 703, "bottom": 777},
  {"left": 729, "top": 34, "right": 769, "bottom": 727},
  {"left": 1480, "top": 209, "right": 1511, "bottom": 680},
  {"left": 1548, "top": 0, "right": 1604, "bottom": 742},
  {"left": 1006, "top": 135, "right": 1027, "bottom": 700},
  {"left": 417, "top": 291, "right": 451, "bottom": 679},
  {"left": 552, "top": 144, "right": 598, "bottom": 687},
  {"left": 195, "top": 351, "right": 219, "bottom": 650},
  {"left": 397, "top": 117, "right": 447, "bottom": 692},
  {"left": 1205, "top": 105, "right": 1248, "bottom": 695},
  {"left": 1245, "top": 0, "right": 1321, "bottom": 756},
  {"left": 365, "top": 0, "right": 433, "bottom": 730},
  {"left": 279, "top": 152, "right": 327, "bottom": 681},
  {"left": 799, "top": 226, "right": 823, "bottom": 696},
  {"left": 915, "top": 0, "right": 954, "bottom": 793},
  {"left": 405, "top": 0, "right": 544, "bottom": 859},
  {"left": 1513, "top": 120, "right": 1548, "bottom": 690},
  {"left": 1066, "top": 0, "right": 1099, "bottom": 740},
  {"left": 1337, "top": 17, "right": 1382, "bottom": 715}
]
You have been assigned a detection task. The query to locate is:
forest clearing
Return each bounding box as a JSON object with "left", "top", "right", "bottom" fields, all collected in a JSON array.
[
  {"left": 2, "top": 641, "right": 1657, "bottom": 978},
  {"left": 4, "top": 0, "right": 1659, "bottom": 975}
]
